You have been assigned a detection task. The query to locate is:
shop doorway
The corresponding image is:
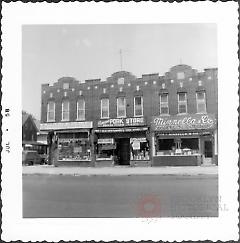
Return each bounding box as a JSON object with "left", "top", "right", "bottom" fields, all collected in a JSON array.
[
  {"left": 204, "top": 140, "right": 213, "bottom": 164},
  {"left": 115, "top": 138, "right": 130, "bottom": 165}
]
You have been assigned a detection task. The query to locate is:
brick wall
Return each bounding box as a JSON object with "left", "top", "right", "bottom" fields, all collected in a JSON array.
[{"left": 40, "top": 65, "right": 218, "bottom": 126}]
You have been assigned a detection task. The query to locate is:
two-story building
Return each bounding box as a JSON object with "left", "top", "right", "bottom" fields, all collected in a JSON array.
[{"left": 40, "top": 64, "right": 218, "bottom": 166}]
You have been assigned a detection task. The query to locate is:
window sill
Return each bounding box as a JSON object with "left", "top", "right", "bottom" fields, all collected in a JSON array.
[
  {"left": 100, "top": 117, "right": 109, "bottom": 120},
  {"left": 159, "top": 114, "right": 170, "bottom": 116},
  {"left": 76, "top": 119, "right": 86, "bottom": 121},
  {"left": 177, "top": 113, "right": 188, "bottom": 115}
]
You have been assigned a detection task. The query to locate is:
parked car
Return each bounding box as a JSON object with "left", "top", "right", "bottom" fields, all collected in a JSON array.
[{"left": 22, "top": 150, "right": 45, "bottom": 166}]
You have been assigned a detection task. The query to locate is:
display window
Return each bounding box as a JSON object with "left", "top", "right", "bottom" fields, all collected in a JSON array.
[
  {"left": 130, "top": 137, "right": 149, "bottom": 160},
  {"left": 96, "top": 138, "right": 115, "bottom": 160},
  {"left": 58, "top": 132, "right": 90, "bottom": 161},
  {"left": 155, "top": 137, "right": 199, "bottom": 156}
]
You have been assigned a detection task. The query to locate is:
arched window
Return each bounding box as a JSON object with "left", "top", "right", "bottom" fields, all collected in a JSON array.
[
  {"left": 77, "top": 99, "right": 85, "bottom": 121},
  {"left": 62, "top": 100, "right": 69, "bottom": 121},
  {"left": 47, "top": 101, "right": 55, "bottom": 122}
]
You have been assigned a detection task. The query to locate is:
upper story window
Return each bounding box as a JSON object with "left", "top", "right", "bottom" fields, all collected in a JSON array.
[
  {"left": 117, "top": 97, "right": 126, "bottom": 118},
  {"left": 117, "top": 77, "right": 124, "bottom": 85},
  {"left": 196, "top": 91, "right": 207, "bottom": 113},
  {"left": 160, "top": 93, "right": 169, "bottom": 115},
  {"left": 134, "top": 96, "right": 143, "bottom": 117},
  {"left": 101, "top": 98, "right": 109, "bottom": 119},
  {"left": 77, "top": 99, "right": 85, "bottom": 121},
  {"left": 177, "top": 72, "right": 185, "bottom": 80},
  {"left": 63, "top": 83, "right": 69, "bottom": 89},
  {"left": 178, "top": 92, "right": 187, "bottom": 114},
  {"left": 62, "top": 100, "right": 69, "bottom": 121},
  {"left": 47, "top": 101, "right": 55, "bottom": 122}
]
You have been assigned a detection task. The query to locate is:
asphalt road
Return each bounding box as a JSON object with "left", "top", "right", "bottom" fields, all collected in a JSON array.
[{"left": 23, "top": 174, "right": 218, "bottom": 218}]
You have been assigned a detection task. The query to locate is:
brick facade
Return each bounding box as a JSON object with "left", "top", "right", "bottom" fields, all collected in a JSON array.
[
  {"left": 41, "top": 65, "right": 218, "bottom": 124},
  {"left": 40, "top": 64, "right": 218, "bottom": 166}
]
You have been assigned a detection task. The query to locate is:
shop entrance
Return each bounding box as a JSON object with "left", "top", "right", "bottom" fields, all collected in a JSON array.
[
  {"left": 204, "top": 140, "right": 213, "bottom": 164},
  {"left": 115, "top": 138, "right": 130, "bottom": 165}
]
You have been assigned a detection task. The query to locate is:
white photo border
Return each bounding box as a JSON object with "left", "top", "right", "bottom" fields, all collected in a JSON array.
[{"left": 1, "top": 2, "right": 239, "bottom": 242}]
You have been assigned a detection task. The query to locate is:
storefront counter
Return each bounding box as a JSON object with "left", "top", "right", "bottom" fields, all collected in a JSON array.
[{"left": 152, "top": 154, "right": 202, "bottom": 166}]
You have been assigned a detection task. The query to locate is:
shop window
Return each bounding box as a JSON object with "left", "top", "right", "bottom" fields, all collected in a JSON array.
[
  {"left": 134, "top": 96, "right": 143, "bottom": 117},
  {"left": 101, "top": 98, "right": 109, "bottom": 119},
  {"left": 178, "top": 92, "right": 187, "bottom": 114},
  {"left": 62, "top": 100, "right": 69, "bottom": 121},
  {"left": 117, "top": 97, "right": 126, "bottom": 118},
  {"left": 181, "top": 138, "right": 199, "bottom": 151},
  {"left": 77, "top": 99, "right": 85, "bottom": 121},
  {"left": 58, "top": 133, "right": 91, "bottom": 161},
  {"left": 156, "top": 137, "right": 199, "bottom": 155},
  {"left": 47, "top": 101, "right": 55, "bottom": 122},
  {"left": 196, "top": 91, "right": 207, "bottom": 113},
  {"left": 160, "top": 93, "right": 169, "bottom": 115},
  {"left": 130, "top": 138, "right": 149, "bottom": 161},
  {"left": 96, "top": 138, "right": 115, "bottom": 160}
]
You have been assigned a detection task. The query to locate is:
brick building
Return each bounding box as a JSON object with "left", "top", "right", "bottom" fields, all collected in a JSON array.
[{"left": 40, "top": 64, "right": 218, "bottom": 166}]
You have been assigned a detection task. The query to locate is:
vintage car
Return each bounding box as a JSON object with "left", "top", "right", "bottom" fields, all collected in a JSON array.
[{"left": 22, "top": 150, "right": 45, "bottom": 166}]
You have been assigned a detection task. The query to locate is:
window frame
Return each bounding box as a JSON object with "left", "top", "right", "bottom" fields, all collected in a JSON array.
[
  {"left": 61, "top": 100, "right": 70, "bottom": 121},
  {"left": 101, "top": 98, "right": 109, "bottom": 119},
  {"left": 76, "top": 99, "right": 85, "bottom": 121},
  {"left": 178, "top": 92, "right": 188, "bottom": 114},
  {"left": 134, "top": 96, "right": 143, "bottom": 117},
  {"left": 159, "top": 93, "right": 169, "bottom": 115},
  {"left": 196, "top": 91, "right": 207, "bottom": 114},
  {"left": 47, "top": 101, "right": 55, "bottom": 122},
  {"left": 117, "top": 97, "right": 126, "bottom": 118}
]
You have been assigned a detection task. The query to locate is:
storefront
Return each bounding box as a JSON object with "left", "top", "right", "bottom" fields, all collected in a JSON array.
[
  {"left": 151, "top": 114, "right": 217, "bottom": 166},
  {"left": 40, "top": 121, "right": 93, "bottom": 162},
  {"left": 95, "top": 117, "right": 150, "bottom": 166}
]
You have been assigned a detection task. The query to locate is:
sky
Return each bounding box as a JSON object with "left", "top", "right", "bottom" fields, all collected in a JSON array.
[{"left": 22, "top": 24, "right": 217, "bottom": 120}]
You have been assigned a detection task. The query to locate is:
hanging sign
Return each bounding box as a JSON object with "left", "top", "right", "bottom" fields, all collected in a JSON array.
[
  {"left": 132, "top": 141, "right": 140, "bottom": 150},
  {"left": 151, "top": 114, "right": 216, "bottom": 131},
  {"left": 98, "top": 117, "right": 146, "bottom": 127}
]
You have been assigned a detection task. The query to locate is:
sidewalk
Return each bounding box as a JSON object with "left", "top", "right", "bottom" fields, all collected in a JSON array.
[{"left": 22, "top": 165, "right": 218, "bottom": 176}]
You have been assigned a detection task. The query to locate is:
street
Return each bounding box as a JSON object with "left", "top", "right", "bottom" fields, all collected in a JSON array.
[{"left": 23, "top": 174, "right": 218, "bottom": 218}]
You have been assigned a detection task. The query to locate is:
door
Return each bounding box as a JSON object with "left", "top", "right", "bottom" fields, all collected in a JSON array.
[
  {"left": 203, "top": 140, "right": 213, "bottom": 164},
  {"left": 116, "top": 138, "right": 130, "bottom": 165}
]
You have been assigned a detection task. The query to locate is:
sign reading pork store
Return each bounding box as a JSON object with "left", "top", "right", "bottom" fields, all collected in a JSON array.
[
  {"left": 151, "top": 114, "right": 217, "bottom": 131},
  {"left": 98, "top": 117, "right": 146, "bottom": 127}
]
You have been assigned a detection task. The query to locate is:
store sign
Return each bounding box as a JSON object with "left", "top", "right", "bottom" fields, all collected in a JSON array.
[
  {"left": 132, "top": 141, "right": 140, "bottom": 150},
  {"left": 95, "top": 127, "right": 148, "bottom": 133},
  {"left": 130, "top": 137, "right": 147, "bottom": 143},
  {"left": 40, "top": 121, "right": 93, "bottom": 131},
  {"left": 98, "top": 138, "right": 114, "bottom": 144},
  {"left": 151, "top": 114, "right": 216, "bottom": 131},
  {"left": 98, "top": 117, "right": 145, "bottom": 127}
]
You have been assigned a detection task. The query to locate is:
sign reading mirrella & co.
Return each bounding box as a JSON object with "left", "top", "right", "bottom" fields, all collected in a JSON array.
[
  {"left": 151, "top": 114, "right": 216, "bottom": 131},
  {"left": 98, "top": 117, "right": 146, "bottom": 127}
]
